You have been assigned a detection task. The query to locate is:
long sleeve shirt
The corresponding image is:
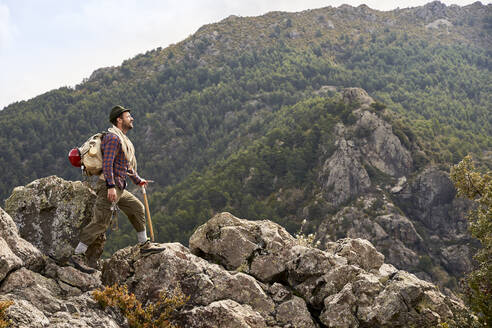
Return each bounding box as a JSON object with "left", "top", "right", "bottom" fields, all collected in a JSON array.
[{"left": 101, "top": 133, "right": 142, "bottom": 190}]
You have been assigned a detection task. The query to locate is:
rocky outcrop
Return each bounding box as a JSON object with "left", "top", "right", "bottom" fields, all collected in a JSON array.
[
  {"left": 318, "top": 126, "right": 372, "bottom": 207},
  {"left": 317, "top": 167, "right": 474, "bottom": 288},
  {"left": 314, "top": 88, "right": 473, "bottom": 287},
  {"left": 0, "top": 206, "right": 122, "bottom": 327},
  {"left": 4, "top": 176, "right": 103, "bottom": 267},
  {"left": 342, "top": 87, "right": 375, "bottom": 108},
  {"left": 0, "top": 204, "right": 467, "bottom": 327},
  {"left": 317, "top": 194, "right": 424, "bottom": 271},
  {"left": 393, "top": 167, "right": 466, "bottom": 234},
  {"left": 392, "top": 167, "right": 476, "bottom": 276},
  {"left": 184, "top": 212, "right": 464, "bottom": 327},
  {"left": 318, "top": 87, "right": 413, "bottom": 207},
  {"left": 356, "top": 110, "right": 413, "bottom": 177}
]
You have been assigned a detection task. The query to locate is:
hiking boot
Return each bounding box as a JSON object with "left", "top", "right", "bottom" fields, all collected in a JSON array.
[
  {"left": 139, "top": 239, "right": 165, "bottom": 255},
  {"left": 68, "top": 253, "right": 96, "bottom": 274}
]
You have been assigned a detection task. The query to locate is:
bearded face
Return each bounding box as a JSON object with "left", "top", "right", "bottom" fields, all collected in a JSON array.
[{"left": 119, "top": 112, "right": 133, "bottom": 131}]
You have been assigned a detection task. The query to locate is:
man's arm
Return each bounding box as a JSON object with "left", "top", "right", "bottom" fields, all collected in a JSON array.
[{"left": 128, "top": 168, "right": 143, "bottom": 186}]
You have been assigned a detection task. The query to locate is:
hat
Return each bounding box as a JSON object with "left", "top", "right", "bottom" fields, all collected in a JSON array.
[{"left": 109, "top": 105, "right": 131, "bottom": 124}]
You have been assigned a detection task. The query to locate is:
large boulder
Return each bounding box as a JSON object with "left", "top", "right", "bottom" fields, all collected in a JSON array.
[
  {"left": 330, "top": 238, "right": 385, "bottom": 272},
  {"left": 102, "top": 242, "right": 288, "bottom": 326},
  {"left": 0, "top": 205, "right": 120, "bottom": 328},
  {"left": 1, "top": 267, "right": 119, "bottom": 328},
  {"left": 189, "top": 212, "right": 298, "bottom": 282},
  {"left": 4, "top": 176, "right": 103, "bottom": 266}
]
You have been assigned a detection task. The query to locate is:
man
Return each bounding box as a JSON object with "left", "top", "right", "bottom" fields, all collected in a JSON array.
[{"left": 69, "top": 105, "right": 163, "bottom": 274}]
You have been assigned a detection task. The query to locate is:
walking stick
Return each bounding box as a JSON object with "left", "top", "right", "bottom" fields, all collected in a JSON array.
[{"left": 141, "top": 185, "right": 155, "bottom": 242}]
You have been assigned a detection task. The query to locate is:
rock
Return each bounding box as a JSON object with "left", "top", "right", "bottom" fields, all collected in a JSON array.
[
  {"left": 189, "top": 212, "right": 261, "bottom": 270},
  {"left": 355, "top": 110, "right": 413, "bottom": 177},
  {"left": 190, "top": 212, "right": 297, "bottom": 282},
  {"left": 1, "top": 298, "right": 50, "bottom": 328},
  {"left": 0, "top": 203, "right": 117, "bottom": 327},
  {"left": 415, "top": 1, "right": 448, "bottom": 22},
  {"left": 186, "top": 213, "right": 464, "bottom": 326},
  {"left": 393, "top": 167, "right": 475, "bottom": 276},
  {"left": 318, "top": 89, "right": 413, "bottom": 207},
  {"left": 426, "top": 18, "right": 453, "bottom": 29},
  {"left": 314, "top": 85, "right": 338, "bottom": 95},
  {"left": 285, "top": 245, "right": 346, "bottom": 284},
  {"left": 318, "top": 135, "right": 371, "bottom": 207},
  {"left": 1, "top": 265, "right": 118, "bottom": 327},
  {"left": 275, "top": 296, "right": 317, "bottom": 328},
  {"left": 380, "top": 239, "right": 420, "bottom": 269},
  {"left": 0, "top": 193, "right": 468, "bottom": 328},
  {"left": 178, "top": 300, "right": 266, "bottom": 328},
  {"left": 55, "top": 266, "right": 101, "bottom": 292},
  {"left": 102, "top": 238, "right": 322, "bottom": 327},
  {"left": 394, "top": 168, "right": 456, "bottom": 231},
  {"left": 1, "top": 267, "right": 64, "bottom": 314},
  {"left": 376, "top": 213, "right": 423, "bottom": 247},
  {"left": 319, "top": 283, "right": 358, "bottom": 328},
  {"left": 367, "top": 271, "right": 453, "bottom": 327},
  {"left": 103, "top": 242, "right": 275, "bottom": 317},
  {"left": 317, "top": 198, "right": 424, "bottom": 271},
  {"left": 342, "top": 87, "right": 374, "bottom": 106},
  {"left": 332, "top": 238, "right": 384, "bottom": 272},
  {"left": 317, "top": 171, "right": 472, "bottom": 287},
  {"left": 0, "top": 237, "right": 23, "bottom": 282},
  {"left": 268, "top": 283, "right": 292, "bottom": 303},
  {"left": 293, "top": 263, "right": 362, "bottom": 310},
  {"left": 0, "top": 208, "right": 44, "bottom": 272},
  {"left": 4, "top": 176, "right": 101, "bottom": 266},
  {"left": 288, "top": 30, "right": 301, "bottom": 38},
  {"left": 440, "top": 244, "right": 474, "bottom": 276}
]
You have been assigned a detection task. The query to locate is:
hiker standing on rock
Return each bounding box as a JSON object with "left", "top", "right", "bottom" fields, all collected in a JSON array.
[{"left": 70, "top": 105, "right": 164, "bottom": 274}]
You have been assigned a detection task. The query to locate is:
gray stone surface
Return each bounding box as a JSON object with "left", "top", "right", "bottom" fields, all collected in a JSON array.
[
  {"left": 4, "top": 176, "right": 102, "bottom": 267},
  {"left": 0, "top": 207, "right": 44, "bottom": 272},
  {"left": 190, "top": 212, "right": 297, "bottom": 282},
  {"left": 0, "top": 202, "right": 468, "bottom": 327}
]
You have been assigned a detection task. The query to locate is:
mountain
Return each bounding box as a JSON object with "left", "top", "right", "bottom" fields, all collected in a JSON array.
[
  {"left": 1, "top": 0, "right": 491, "bottom": 292},
  {"left": 0, "top": 182, "right": 470, "bottom": 327}
]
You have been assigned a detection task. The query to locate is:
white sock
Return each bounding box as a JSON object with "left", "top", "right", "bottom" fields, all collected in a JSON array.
[
  {"left": 74, "top": 242, "right": 88, "bottom": 255},
  {"left": 137, "top": 229, "right": 147, "bottom": 243}
]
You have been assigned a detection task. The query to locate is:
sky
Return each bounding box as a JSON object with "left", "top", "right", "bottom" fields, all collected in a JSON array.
[{"left": 0, "top": 0, "right": 488, "bottom": 110}]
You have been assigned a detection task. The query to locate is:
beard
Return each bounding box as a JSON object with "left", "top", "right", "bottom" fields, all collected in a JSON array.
[{"left": 122, "top": 120, "right": 133, "bottom": 130}]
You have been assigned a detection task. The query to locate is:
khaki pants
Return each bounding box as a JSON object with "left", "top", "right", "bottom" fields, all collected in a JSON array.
[{"left": 80, "top": 179, "right": 145, "bottom": 246}]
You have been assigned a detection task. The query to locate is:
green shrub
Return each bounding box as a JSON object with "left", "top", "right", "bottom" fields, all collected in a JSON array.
[
  {"left": 0, "top": 300, "right": 13, "bottom": 328},
  {"left": 92, "top": 284, "right": 188, "bottom": 328}
]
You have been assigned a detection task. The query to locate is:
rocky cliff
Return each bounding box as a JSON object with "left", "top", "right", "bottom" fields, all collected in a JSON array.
[
  {"left": 311, "top": 88, "right": 476, "bottom": 291},
  {"left": 0, "top": 178, "right": 467, "bottom": 327}
]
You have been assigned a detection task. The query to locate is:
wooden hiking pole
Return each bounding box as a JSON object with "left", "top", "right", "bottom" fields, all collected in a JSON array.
[{"left": 141, "top": 185, "right": 155, "bottom": 242}]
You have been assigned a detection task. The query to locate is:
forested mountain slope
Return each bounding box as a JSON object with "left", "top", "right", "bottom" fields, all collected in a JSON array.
[
  {"left": 1, "top": 1, "right": 490, "bottom": 288},
  {"left": 0, "top": 1, "right": 490, "bottom": 201}
]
